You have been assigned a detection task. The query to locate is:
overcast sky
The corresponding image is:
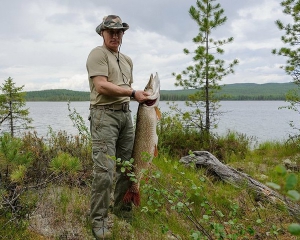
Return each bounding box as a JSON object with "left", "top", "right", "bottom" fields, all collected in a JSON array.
[{"left": 0, "top": 0, "right": 294, "bottom": 91}]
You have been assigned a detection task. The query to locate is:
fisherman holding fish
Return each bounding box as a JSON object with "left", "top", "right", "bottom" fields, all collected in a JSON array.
[{"left": 86, "top": 15, "right": 150, "bottom": 239}]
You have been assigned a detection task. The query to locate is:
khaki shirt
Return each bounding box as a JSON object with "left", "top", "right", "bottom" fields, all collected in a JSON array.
[{"left": 86, "top": 46, "right": 133, "bottom": 105}]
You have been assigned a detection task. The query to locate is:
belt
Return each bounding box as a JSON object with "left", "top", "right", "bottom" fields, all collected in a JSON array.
[{"left": 90, "top": 102, "right": 130, "bottom": 112}]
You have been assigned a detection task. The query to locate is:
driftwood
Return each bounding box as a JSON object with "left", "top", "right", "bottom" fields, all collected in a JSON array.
[{"left": 179, "top": 151, "right": 300, "bottom": 221}]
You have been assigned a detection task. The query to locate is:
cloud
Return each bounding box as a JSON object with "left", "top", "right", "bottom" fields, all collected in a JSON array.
[
  {"left": 0, "top": 0, "right": 295, "bottom": 92},
  {"left": 39, "top": 74, "right": 89, "bottom": 91}
]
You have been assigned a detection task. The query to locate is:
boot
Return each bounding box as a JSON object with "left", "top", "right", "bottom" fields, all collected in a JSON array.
[{"left": 92, "top": 226, "right": 112, "bottom": 239}]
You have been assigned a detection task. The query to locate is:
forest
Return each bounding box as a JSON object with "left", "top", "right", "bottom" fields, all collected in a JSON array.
[{"left": 24, "top": 82, "right": 298, "bottom": 101}]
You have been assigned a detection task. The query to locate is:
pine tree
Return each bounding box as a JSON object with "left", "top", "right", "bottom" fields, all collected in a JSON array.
[
  {"left": 0, "top": 77, "right": 32, "bottom": 137},
  {"left": 272, "top": 0, "right": 300, "bottom": 83},
  {"left": 272, "top": 1, "right": 300, "bottom": 125},
  {"left": 172, "top": 0, "right": 238, "bottom": 134}
]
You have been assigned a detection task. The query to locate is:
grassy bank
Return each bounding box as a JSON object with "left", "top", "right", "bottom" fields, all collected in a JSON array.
[{"left": 1, "top": 122, "right": 300, "bottom": 239}]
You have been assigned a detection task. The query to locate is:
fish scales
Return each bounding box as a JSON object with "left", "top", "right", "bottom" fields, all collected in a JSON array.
[
  {"left": 123, "top": 73, "right": 160, "bottom": 206},
  {"left": 132, "top": 105, "right": 158, "bottom": 183}
]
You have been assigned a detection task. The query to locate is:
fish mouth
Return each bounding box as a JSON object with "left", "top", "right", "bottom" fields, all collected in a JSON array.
[
  {"left": 144, "top": 99, "right": 157, "bottom": 106},
  {"left": 143, "top": 72, "right": 160, "bottom": 107}
]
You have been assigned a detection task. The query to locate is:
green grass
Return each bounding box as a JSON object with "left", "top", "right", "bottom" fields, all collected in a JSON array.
[{"left": 1, "top": 128, "right": 300, "bottom": 239}]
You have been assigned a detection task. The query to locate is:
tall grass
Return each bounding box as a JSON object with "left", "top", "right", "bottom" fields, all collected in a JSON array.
[{"left": 0, "top": 111, "right": 299, "bottom": 239}]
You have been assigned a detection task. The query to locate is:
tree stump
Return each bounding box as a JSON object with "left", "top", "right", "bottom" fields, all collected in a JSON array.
[{"left": 179, "top": 151, "right": 300, "bottom": 221}]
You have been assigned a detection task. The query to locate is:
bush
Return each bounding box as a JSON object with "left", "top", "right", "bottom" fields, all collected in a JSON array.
[{"left": 158, "top": 113, "right": 252, "bottom": 162}]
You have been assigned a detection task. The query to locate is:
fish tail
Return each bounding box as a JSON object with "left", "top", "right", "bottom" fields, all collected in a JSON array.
[{"left": 123, "top": 183, "right": 140, "bottom": 206}]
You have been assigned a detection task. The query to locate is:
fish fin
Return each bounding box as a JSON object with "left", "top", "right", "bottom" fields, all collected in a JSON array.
[
  {"left": 123, "top": 184, "right": 141, "bottom": 206},
  {"left": 155, "top": 107, "right": 161, "bottom": 120},
  {"left": 154, "top": 144, "right": 158, "bottom": 157}
]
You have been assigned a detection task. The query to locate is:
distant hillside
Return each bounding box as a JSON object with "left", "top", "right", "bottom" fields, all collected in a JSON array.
[
  {"left": 25, "top": 89, "right": 89, "bottom": 101},
  {"left": 218, "top": 82, "right": 298, "bottom": 100},
  {"left": 160, "top": 82, "right": 298, "bottom": 101},
  {"left": 24, "top": 82, "right": 299, "bottom": 101}
]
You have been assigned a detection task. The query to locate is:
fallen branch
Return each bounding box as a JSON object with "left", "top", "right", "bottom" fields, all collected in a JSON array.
[{"left": 179, "top": 151, "right": 300, "bottom": 221}]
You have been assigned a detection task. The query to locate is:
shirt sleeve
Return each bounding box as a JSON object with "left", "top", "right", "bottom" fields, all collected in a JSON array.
[{"left": 86, "top": 47, "right": 108, "bottom": 78}]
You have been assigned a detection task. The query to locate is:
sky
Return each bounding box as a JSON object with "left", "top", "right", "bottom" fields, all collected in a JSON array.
[{"left": 0, "top": 0, "right": 294, "bottom": 91}]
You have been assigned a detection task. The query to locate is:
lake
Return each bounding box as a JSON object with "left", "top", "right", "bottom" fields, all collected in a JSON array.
[{"left": 24, "top": 101, "right": 299, "bottom": 144}]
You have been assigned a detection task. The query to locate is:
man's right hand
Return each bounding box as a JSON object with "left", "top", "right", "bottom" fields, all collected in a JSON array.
[{"left": 134, "top": 90, "right": 150, "bottom": 103}]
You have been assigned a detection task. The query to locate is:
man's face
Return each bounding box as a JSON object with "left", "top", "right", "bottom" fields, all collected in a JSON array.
[{"left": 102, "top": 29, "right": 124, "bottom": 51}]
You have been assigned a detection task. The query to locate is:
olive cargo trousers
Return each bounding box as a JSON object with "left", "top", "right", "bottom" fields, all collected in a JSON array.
[{"left": 89, "top": 107, "right": 134, "bottom": 228}]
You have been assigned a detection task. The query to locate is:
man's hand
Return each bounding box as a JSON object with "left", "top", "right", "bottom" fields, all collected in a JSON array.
[{"left": 134, "top": 90, "right": 150, "bottom": 103}]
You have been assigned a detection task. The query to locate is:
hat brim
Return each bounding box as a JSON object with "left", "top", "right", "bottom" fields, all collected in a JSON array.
[{"left": 96, "top": 22, "right": 129, "bottom": 35}]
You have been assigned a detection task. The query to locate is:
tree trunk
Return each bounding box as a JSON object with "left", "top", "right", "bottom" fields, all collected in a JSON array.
[
  {"left": 179, "top": 151, "right": 300, "bottom": 221},
  {"left": 9, "top": 99, "right": 13, "bottom": 137}
]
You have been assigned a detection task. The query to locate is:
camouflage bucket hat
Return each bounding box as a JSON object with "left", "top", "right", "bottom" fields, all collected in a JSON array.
[{"left": 96, "top": 15, "right": 129, "bottom": 35}]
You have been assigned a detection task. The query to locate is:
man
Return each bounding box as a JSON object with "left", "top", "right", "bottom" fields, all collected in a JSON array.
[{"left": 86, "top": 15, "right": 149, "bottom": 239}]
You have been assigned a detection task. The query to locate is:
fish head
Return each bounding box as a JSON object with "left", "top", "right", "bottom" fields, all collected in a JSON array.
[{"left": 142, "top": 72, "right": 160, "bottom": 108}]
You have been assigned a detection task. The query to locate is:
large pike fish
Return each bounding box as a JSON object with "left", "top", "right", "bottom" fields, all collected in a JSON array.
[{"left": 123, "top": 72, "right": 161, "bottom": 206}]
